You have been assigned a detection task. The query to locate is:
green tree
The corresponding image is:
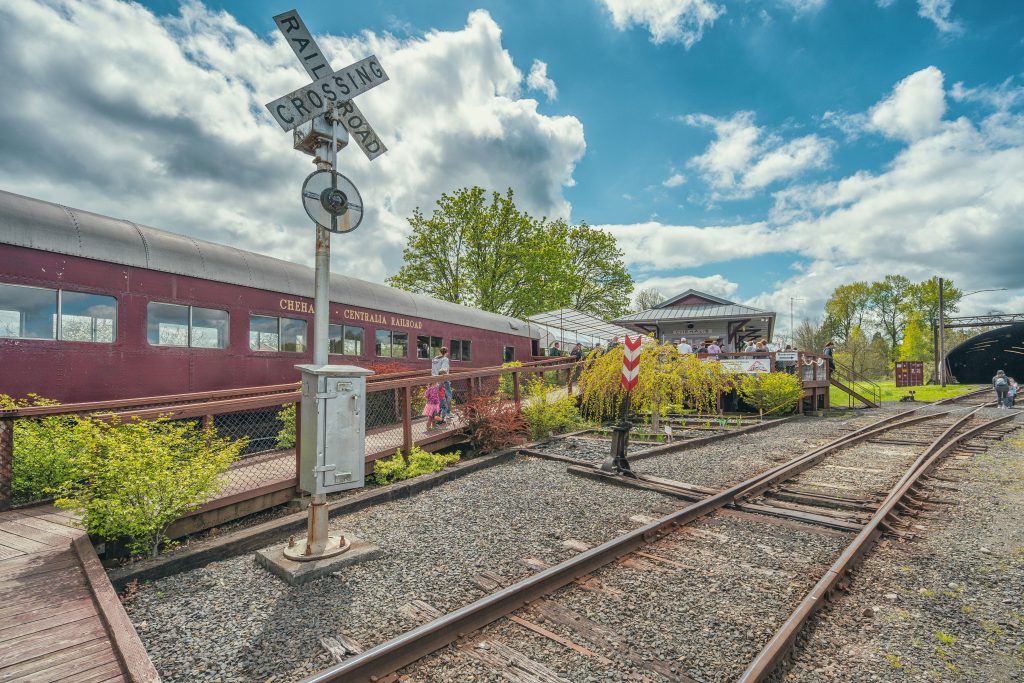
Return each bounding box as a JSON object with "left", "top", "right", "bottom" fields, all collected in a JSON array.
[
  {"left": 738, "top": 373, "right": 803, "bottom": 415},
  {"left": 388, "top": 187, "right": 557, "bottom": 317},
  {"left": 824, "top": 281, "right": 871, "bottom": 342},
  {"left": 560, "top": 222, "right": 633, "bottom": 318},
  {"left": 899, "top": 312, "right": 933, "bottom": 364},
  {"left": 388, "top": 187, "right": 632, "bottom": 319},
  {"left": 632, "top": 287, "right": 665, "bottom": 313},
  {"left": 868, "top": 275, "right": 913, "bottom": 361}
]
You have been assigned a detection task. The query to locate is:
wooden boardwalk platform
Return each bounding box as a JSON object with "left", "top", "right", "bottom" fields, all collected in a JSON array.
[{"left": 0, "top": 506, "right": 159, "bottom": 682}]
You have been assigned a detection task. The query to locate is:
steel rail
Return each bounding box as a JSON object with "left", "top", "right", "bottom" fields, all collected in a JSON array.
[
  {"left": 299, "top": 408, "right": 950, "bottom": 683},
  {"left": 932, "top": 386, "right": 990, "bottom": 406},
  {"left": 737, "top": 409, "right": 1020, "bottom": 682}
]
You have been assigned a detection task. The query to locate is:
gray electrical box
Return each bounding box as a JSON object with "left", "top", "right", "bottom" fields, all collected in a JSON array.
[{"left": 296, "top": 364, "right": 374, "bottom": 495}]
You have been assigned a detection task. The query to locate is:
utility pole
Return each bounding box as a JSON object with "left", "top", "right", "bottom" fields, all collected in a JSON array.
[
  {"left": 938, "top": 277, "right": 946, "bottom": 387},
  {"left": 789, "top": 297, "right": 804, "bottom": 346}
]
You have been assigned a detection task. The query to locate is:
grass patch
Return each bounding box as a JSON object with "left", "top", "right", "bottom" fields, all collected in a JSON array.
[{"left": 830, "top": 381, "right": 981, "bottom": 405}]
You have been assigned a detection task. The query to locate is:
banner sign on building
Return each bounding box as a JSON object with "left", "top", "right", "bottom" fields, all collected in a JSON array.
[{"left": 720, "top": 358, "right": 773, "bottom": 374}]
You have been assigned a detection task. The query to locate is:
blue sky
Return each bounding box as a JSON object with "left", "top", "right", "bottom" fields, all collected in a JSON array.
[{"left": 1, "top": 0, "right": 1022, "bottom": 334}]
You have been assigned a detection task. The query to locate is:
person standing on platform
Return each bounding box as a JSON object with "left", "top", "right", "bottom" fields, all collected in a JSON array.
[
  {"left": 548, "top": 341, "right": 562, "bottom": 357},
  {"left": 993, "top": 370, "right": 1009, "bottom": 408},
  {"left": 569, "top": 343, "right": 584, "bottom": 381},
  {"left": 707, "top": 339, "right": 722, "bottom": 358},
  {"left": 423, "top": 382, "right": 442, "bottom": 431},
  {"left": 432, "top": 346, "right": 451, "bottom": 423},
  {"left": 823, "top": 341, "right": 836, "bottom": 374},
  {"left": 676, "top": 337, "right": 693, "bottom": 355},
  {"left": 608, "top": 336, "right": 621, "bottom": 351}
]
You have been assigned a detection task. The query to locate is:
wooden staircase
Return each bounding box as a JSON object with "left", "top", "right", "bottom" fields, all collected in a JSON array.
[{"left": 830, "top": 361, "right": 881, "bottom": 408}]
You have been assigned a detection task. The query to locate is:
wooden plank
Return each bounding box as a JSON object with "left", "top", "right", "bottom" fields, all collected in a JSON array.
[
  {"left": 398, "top": 600, "right": 442, "bottom": 624},
  {"left": 0, "top": 530, "right": 51, "bottom": 554},
  {"left": 62, "top": 660, "right": 126, "bottom": 683},
  {"left": 507, "top": 616, "right": 612, "bottom": 665},
  {"left": 0, "top": 521, "right": 71, "bottom": 548},
  {"left": 0, "top": 637, "right": 113, "bottom": 682},
  {"left": 532, "top": 600, "right": 696, "bottom": 682},
  {"left": 71, "top": 536, "right": 159, "bottom": 683},
  {"left": 0, "top": 607, "right": 97, "bottom": 642},
  {"left": 462, "top": 639, "right": 569, "bottom": 683},
  {"left": 0, "top": 546, "right": 23, "bottom": 561},
  {"left": 2, "top": 514, "right": 81, "bottom": 539},
  {"left": 0, "top": 619, "right": 107, "bottom": 669},
  {"left": 0, "top": 597, "right": 94, "bottom": 628},
  {"left": 0, "top": 575, "right": 88, "bottom": 606},
  {"left": 320, "top": 634, "right": 365, "bottom": 664},
  {"left": 0, "top": 555, "right": 79, "bottom": 585}
]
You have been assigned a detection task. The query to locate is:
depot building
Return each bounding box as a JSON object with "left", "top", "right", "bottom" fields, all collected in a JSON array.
[{"left": 613, "top": 289, "right": 776, "bottom": 352}]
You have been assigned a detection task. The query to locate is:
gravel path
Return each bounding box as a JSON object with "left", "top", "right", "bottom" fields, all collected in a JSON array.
[
  {"left": 776, "top": 423, "right": 1024, "bottom": 683},
  {"left": 125, "top": 456, "right": 677, "bottom": 682}
]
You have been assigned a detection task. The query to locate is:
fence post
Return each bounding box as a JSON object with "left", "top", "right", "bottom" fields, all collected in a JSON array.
[
  {"left": 402, "top": 386, "right": 413, "bottom": 463},
  {"left": 202, "top": 413, "right": 214, "bottom": 449},
  {"left": 0, "top": 417, "right": 12, "bottom": 512},
  {"left": 512, "top": 371, "right": 521, "bottom": 408},
  {"left": 294, "top": 400, "right": 302, "bottom": 490}
]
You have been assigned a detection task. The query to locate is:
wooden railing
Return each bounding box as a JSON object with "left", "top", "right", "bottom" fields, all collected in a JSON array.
[{"left": 0, "top": 357, "right": 578, "bottom": 512}]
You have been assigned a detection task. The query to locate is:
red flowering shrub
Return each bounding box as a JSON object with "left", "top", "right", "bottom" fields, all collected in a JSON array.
[{"left": 457, "top": 393, "right": 528, "bottom": 453}]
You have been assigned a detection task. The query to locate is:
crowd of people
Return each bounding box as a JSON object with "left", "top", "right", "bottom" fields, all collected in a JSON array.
[{"left": 993, "top": 370, "right": 1018, "bottom": 408}]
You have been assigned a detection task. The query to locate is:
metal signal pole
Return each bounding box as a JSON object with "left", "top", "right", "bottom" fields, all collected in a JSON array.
[{"left": 938, "top": 278, "right": 946, "bottom": 387}]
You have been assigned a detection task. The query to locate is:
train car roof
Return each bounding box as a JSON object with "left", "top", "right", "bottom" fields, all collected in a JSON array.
[{"left": 0, "top": 189, "right": 535, "bottom": 338}]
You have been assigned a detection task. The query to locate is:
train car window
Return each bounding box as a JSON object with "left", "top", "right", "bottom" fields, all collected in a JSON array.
[
  {"left": 60, "top": 291, "right": 116, "bottom": 343},
  {"left": 375, "top": 330, "right": 390, "bottom": 357},
  {"left": 416, "top": 335, "right": 442, "bottom": 359},
  {"left": 344, "top": 326, "right": 363, "bottom": 355},
  {"left": 190, "top": 307, "right": 229, "bottom": 349},
  {"left": 0, "top": 283, "right": 57, "bottom": 339},
  {"left": 503, "top": 346, "right": 515, "bottom": 363},
  {"left": 328, "top": 324, "right": 363, "bottom": 355},
  {"left": 249, "top": 315, "right": 280, "bottom": 351},
  {"left": 148, "top": 302, "right": 189, "bottom": 346},
  {"left": 280, "top": 316, "right": 307, "bottom": 352},
  {"left": 392, "top": 332, "right": 408, "bottom": 358},
  {"left": 376, "top": 330, "right": 408, "bottom": 358},
  {"left": 451, "top": 339, "right": 471, "bottom": 361}
]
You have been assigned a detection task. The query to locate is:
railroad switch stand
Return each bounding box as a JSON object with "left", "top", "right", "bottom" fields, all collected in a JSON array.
[{"left": 601, "top": 393, "right": 637, "bottom": 478}]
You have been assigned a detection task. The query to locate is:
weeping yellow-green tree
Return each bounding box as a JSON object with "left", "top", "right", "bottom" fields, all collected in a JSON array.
[{"left": 576, "top": 341, "right": 736, "bottom": 421}]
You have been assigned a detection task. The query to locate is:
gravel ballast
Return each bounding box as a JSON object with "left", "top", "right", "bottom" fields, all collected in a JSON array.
[
  {"left": 776, "top": 423, "right": 1024, "bottom": 683},
  {"left": 125, "top": 456, "right": 677, "bottom": 682}
]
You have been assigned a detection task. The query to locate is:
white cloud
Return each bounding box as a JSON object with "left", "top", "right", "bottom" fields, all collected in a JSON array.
[
  {"left": 632, "top": 274, "right": 739, "bottom": 299},
  {"left": 606, "top": 67, "right": 1024, "bottom": 331},
  {"left": 527, "top": 59, "right": 558, "bottom": 101},
  {"left": 662, "top": 173, "right": 687, "bottom": 187},
  {"left": 0, "top": 2, "right": 585, "bottom": 283},
  {"left": 598, "top": 0, "right": 724, "bottom": 47},
  {"left": 778, "top": 0, "right": 827, "bottom": 13},
  {"left": 917, "top": 0, "right": 962, "bottom": 33},
  {"left": 867, "top": 66, "right": 947, "bottom": 141},
  {"left": 682, "top": 112, "right": 832, "bottom": 198}
]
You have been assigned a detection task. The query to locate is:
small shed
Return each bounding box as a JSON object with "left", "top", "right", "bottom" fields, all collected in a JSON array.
[{"left": 613, "top": 289, "right": 776, "bottom": 352}]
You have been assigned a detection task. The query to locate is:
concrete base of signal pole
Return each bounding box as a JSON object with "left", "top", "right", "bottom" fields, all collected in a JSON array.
[{"left": 601, "top": 393, "right": 637, "bottom": 478}]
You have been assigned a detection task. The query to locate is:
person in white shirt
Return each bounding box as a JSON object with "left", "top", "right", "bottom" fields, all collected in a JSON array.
[{"left": 676, "top": 337, "right": 693, "bottom": 355}]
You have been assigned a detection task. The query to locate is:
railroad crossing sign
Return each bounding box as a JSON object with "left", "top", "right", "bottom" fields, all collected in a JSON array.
[
  {"left": 620, "top": 335, "right": 642, "bottom": 391},
  {"left": 266, "top": 10, "right": 389, "bottom": 160}
]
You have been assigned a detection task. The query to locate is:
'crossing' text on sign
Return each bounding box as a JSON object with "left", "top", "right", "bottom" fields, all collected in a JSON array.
[{"left": 266, "top": 55, "right": 389, "bottom": 131}]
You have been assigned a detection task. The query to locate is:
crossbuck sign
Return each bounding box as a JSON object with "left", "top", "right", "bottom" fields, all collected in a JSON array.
[{"left": 265, "top": 10, "right": 389, "bottom": 160}]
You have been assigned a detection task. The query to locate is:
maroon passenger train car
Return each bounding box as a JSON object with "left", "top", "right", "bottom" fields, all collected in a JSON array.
[{"left": 0, "top": 190, "right": 538, "bottom": 403}]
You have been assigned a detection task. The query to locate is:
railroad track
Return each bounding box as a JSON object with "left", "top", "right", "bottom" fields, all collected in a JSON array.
[
  {"left": 933, "top": 386, "right": 994, "bottom": 407},
  {"left": 298, "top": 406, "right": 1020, "bottom": 683}
]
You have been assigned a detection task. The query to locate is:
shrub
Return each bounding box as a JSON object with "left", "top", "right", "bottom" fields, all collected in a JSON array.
[
  {"left": 55, "top": 416, "right": 246, "bottom": 558},
  {"left": 521, "top": 377, "right": 584, "bottom": 440},
  {"left": 497, "top": 361, "right": 523, "bottom": 399},
  {"left": 738, "top": 372, "right": 803, "bottom": 415},
  {"left": 458, "top": 393, "right": 528, "bottom": 453},
  {"left": 1, "top": 394, "right": 94, "bottom": 504},
  {"left": 372, "top": 446, "right": 460, "bottom": 485},
  {"left": 275, "top": 402, "right": 296, "bottom": 449},
  {"left": 576, "top": 343, "right": 736, "bottom": 421}
]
